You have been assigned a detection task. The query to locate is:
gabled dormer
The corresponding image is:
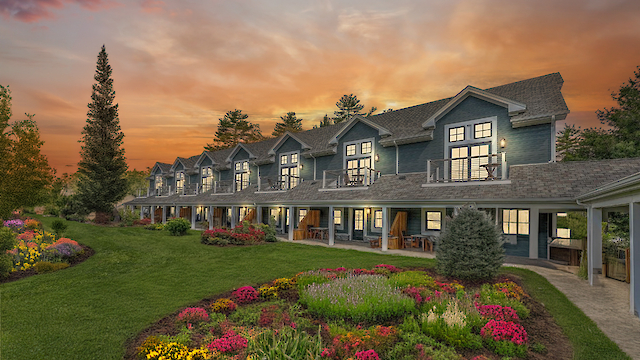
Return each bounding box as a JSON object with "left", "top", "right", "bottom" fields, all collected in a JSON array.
[
  {"left": 149, "top": 162, "right": 171, "bottom": 196},
  {"left": 169, "top": 156, "right": 199, "bottom": 195},
  {"left": 195, "top": 151, "right": 217, "bottom": 192},
  {"left": 226, "top": 143, "right": 257, "bottom": 192}
]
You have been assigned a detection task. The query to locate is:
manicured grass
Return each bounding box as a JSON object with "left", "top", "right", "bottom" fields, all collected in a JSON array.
[
  {"left": 506, "top": 267, "right": 631, "bottom": 360},
  {"left": 0, "top": 217, "right": 630, "bottom": 359}
]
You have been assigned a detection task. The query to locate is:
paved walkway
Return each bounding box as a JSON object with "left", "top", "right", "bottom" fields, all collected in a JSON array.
[{"left": 284, "top": 238, "right": 640, "bottom": 359}]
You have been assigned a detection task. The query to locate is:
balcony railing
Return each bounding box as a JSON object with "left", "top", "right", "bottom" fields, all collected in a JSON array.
[
  {"left": 212, "top": 180, "right": 233, "bottom": 194},
  {"left": 322, "top": 167, "right": 381, "bottom": 189},
  {"left": 426, "top": 152, "right": 507, "bottom": 183},
  {"left": 154, "top": 185, "right": 172, "bottom": 196},
  {"left": 177, "top": 183, "right": 199, "bottom": 196},
  {"left": 257, "top": 175, "right": 301, "bottom": 191}
]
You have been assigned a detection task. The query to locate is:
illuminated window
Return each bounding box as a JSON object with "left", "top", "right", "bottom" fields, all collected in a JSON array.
[
  {"left": 502, "top": 209, "right": 529, "bottom": 235},
  {"left": 426, "top": 211, "right": 442, "bottom": 230},
  {"left": 374, "top": 210, "right": 383, "bottom": 228},
  {"left": 299, "top": 209, "right": 308, "bottom": 223},
  {"left": 291, "top": 153, "right": 298, "bottom": 164},
  {"left": 279, "top": 151, "right": 300, "bottom": 189},
  {"left": 239, "top": 207, "right": 248, "bottom": 221},
  {"left": 270, "top": 208, "right": 280, "bottom": 226},
  {"left": 354, "top": 210, "right": 364, "bottom": 231},
  {"left": 280, "top": 155, "right": 288, "bottom": 164},
  {"left": 449, "top": 126, "right": 465, "bottom": 142},
  {"left": 474, "top": 122, "right": 492, "bottom": 139},
  {"left": 346, "top": 144, "right": 357, "bottom": 156},
  {"left": 361, "top": 142, "right": 372, "bottom": 154},
  {"left": 334, "top": 209, "right": 342, "bottom": 226},
  {"left": 155, "top": 175, "right": 163, "bottom": 190},
  {"left": 234, "top": 161, "right": 249, "bottom": 191},
  {"left": 201, "top": 166, "right": 214, "bottom": 191}
]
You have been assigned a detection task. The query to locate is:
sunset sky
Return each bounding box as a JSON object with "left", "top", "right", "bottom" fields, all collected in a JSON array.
[{"left": 1, "top": 0, "right": 639, "bottom": 174}]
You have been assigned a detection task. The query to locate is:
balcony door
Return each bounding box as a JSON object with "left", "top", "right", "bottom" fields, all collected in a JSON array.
[{"left": 450, "top": 144, "right": 490, "bottom": 181}]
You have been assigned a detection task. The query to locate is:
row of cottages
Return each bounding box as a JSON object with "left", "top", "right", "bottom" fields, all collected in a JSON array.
[{"left": 126, "top": 72, "right": 639, "bottom": 317}]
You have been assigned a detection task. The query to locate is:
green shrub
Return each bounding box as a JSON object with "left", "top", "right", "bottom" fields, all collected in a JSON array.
[
  {"left": 436, "top": 207, "right": 504, "bottom": 281},
  {"left": 389, "top": 271, "right": 436, "bottom": 289},
  {"left": 248, "top": 326, "right": 324, "bottom": 359},
  {"left": 34, "top": 261, "right": 70, "bottom": 274},
  {"left": 144, "top": 223, "right": 164, "bottom": 231},
  {"left": 0, "top": 227, "right": 16, "bottom": 252},
  {"left": 118, "top": 207, "right": 139, "bottom": 226},
  {"left": 388, "top": 331, "right": 462, "bottom": 360},
  {"left": 299, "top": 275, "right": 415, "bottom": 323},
  {"left": 0, "top": 255, "right": 13, "bottom": 279},
  {"left": 478, "top": 284, "right": 530, "bottom": 319},
  {"left": 51, "top": 219, "right": 68, "bottom": 238},
  {"left": 257, "top": 223, "right": 278, "bottom": 242},
  {"left": 531, "top": 342, "right": 547, "bottom": 354},
  {"left": 419, "top": 301, "right": 482, "bottom": 350},
  {"left": 44, "top": 204, "right": 60, "bottom": 216},
  {"left": 164, "top": 218, "right": 191, "bottom": 236}
]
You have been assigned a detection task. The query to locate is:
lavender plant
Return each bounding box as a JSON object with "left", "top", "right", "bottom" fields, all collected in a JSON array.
[{"left": 299, "top": 275, "right": 414, "bottom": 323}]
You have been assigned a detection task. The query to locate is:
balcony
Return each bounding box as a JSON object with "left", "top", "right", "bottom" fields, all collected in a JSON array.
[
  {"left": 153, "top": 185, "right": 173, "bottom": 196},
  {"left": 257, "top": 175, "right": 301, "bottom": 192},
  {"left": 322, "top": 167, "right": 381, "bottom": 190},
  {"left": 211, "top": 180, "right": 233, "bottom": 194},
  {"left": 425, "top": 152, "right": 507, "bottom": 184}
]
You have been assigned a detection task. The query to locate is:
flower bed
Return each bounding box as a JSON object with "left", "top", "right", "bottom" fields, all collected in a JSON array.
[
  {"left": 131, "top": 264, "right": 561, "bottom": 360},
  {"left": 200, "top": 221, "right": 277, "bottom": 246}
]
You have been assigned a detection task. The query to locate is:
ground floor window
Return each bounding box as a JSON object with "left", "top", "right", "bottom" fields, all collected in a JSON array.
[
  {"left": 373, "top": 210, "right": 383, "bottom": 229},
  {"left": 334, "top": 208, "right": 343, "bottom": 230},
  {"left": 354, "top": 209, "right": 364, "bottom": 231},
  {"left": 298, "top": 208, "right": 308, "bottom": 224},
  {"left": 503, "top": 209, "right": 529, "bottom": 235},
  {"left": 270, "top": 208, "right": 280, "bottom": 226},
  {"left": 426, "top": 211, "right": 442, "bottom": 230}
]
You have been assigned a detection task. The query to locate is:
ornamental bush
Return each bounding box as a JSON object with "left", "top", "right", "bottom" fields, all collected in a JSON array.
[
  {"left": 0, "top": 228, "right": 16, "bottom": 278},
  {"left": 436, "top": 207, "right": 504, "bottom": 281},
  {"left": 50, "top": 219, "right": 68, "bottom": 239},
  {"left": 164, "top": 218, "right": 191, "bottom": 236}
]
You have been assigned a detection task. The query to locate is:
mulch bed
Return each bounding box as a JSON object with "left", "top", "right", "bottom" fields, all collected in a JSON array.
[
  {"left": 123, "top": 268, "right": 574, "bottom": 360},
  {"left": 0, "top": 244, "right": 95, "bottom": 285}
]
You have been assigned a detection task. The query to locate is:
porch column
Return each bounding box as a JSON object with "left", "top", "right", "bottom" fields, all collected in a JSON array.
[
  {"left": 151, "top": 205, "right": 156, "bottom": 224},
  {"left": 231, "top": 206, "right": 237, "bottom": 229},
  {"left": 257, "top": 206, "right": 263, "bottom": 224},
  {"left": 348, "top": 208, "right": 354, "bottom": 241},
  {"left": 630, "top": 202, "right": 640, "bottom": 317},
  {"left": 288, "top": 206, "right": 295, "bottom": 241},
  {"left": 140, "top": 206, "right": 144, "bottom": 220},
  {"left": 528, "top": 207, "right": 540, "bottom": 259},
  {"left": 381, "top": 206, "right": 389, "bottom": 251},
  {"left": 191, "top": 206, "right": 196, "bottom": 230},
  {"left": 587, "top": 206, "right": 603, "bottom": 286},
  {"left": 162, "top": 206, "right": 167, "bottom": 224},
  {"left": 329, "top": 206, "right": 335, "bottom": 246},
  {"left": 208, "top": 206, "right": 213, "bottom": 230}
]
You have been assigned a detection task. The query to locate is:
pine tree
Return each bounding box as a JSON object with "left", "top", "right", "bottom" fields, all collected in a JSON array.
[
  {"left": 205, "top": 109, "right": 263, "bottom": 151},
  {"left": 76, "top": 45, "right": 128, "bottom": 218},
  {"left": 272, "top": 111, "right": 303, "bottom": 137},
  {"left": 333, "top": 94, "right": 377, "bottom": 124},
  {"left": 314, "top": 114, "right": 333, "bottom": 128}
]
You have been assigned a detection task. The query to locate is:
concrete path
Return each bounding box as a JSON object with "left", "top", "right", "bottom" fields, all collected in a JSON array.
[{"left": 284, "top": 238, "right": 640, "bottom": 359}]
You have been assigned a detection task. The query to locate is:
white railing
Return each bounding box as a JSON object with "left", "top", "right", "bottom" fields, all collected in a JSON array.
[
  {"left": 154, "top": 185, "right": 172, "bottom": 196},
  {"left": 178, "top": 183, "right": 199, "bottom": 196},
  {"left": 258, "top": 175, "right": 301, "bottom": 191},
  {"left": 322, "top": 167, "right": 381, "bottom": 189},
  {"left": 426, "top": 152, "right": 507, "bottom": 183},
  {"left": 212, "top": 180, "right": 233, "bottom": 194}
]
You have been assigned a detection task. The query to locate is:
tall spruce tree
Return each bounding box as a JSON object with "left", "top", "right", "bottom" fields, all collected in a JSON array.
[
  {"left": 76, "top": 45, "right": 128, "bottom": 217},
  {"left": 272, "top": 111, "right": 303, "bottom": 137},
  {"left": 205, "top": 109, "right": 263, "bottom": 151},
  {"left": 333, "top": 94, "right": 377, "bottom": 124}
]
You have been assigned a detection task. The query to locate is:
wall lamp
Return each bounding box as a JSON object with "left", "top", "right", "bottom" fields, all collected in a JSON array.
[
  {"left": 374, "top": 154, "right": 380, "bottom": 162},
  {"left": 499, "top": 138, "right": 506, "bottom": 148}
]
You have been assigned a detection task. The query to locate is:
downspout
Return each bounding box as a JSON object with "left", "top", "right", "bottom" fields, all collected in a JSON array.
[{"left": 393, "top": 140, "right": 399, "bottom": 175}]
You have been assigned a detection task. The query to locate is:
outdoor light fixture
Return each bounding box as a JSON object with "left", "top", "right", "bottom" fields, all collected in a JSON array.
[
  {"left": 375, "top": 154, "right": 380, "bottom": 162},
  {"left": 299, "top": 164, "right": 304, "bottom": 169},
  {"left": 500, "top": 138, "right": 506, "bottom": 148}
]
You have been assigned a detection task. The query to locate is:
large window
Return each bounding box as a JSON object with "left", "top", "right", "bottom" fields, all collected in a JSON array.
[
  {"left": 344, "top": 139, "right": 374, "bottom": 185},
  {"left": 175, "top": 171, "right": 185, "bottom": 192},
  {"left": 298, "top": 208, "right": 308, "bottom": 224},
  {"left": 502, "top": 209, "right": 529, "bottom": 235},
  {"left": 334, "top": 208, "right": 343, "bottom": 230},
  {"left": 426, "top": 211, "right": 442, "bottom": 230},
  {"left": 234, "top": 161, "right": 249, "bottom": 191},
  {"left": 201, "top": 166, "right": 214, "bottom": 192},
  {"left": 445, "top": 117, "right": 497, "bottom": 181},
  {"left": 279, "top": 151, "right": 300, "bottom": 189},
  {"left": 155, "top": 175, "right": 163, "bottom": 191},
  {"left": 270, "top": 208, "right": 280, "bottom": 226}
]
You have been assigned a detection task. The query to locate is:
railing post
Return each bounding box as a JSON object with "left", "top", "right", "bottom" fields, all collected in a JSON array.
[
  {"left": 258, "top": 176, "right": 262, "bottom": 192},
  {"left": 214, "top": 181, "right": 217, "bottom": 194},
  {"left": 501, "top": 152, "right": 507, "bottom": 180},
  {"left": 323, "top": 170, "right": 326, "bottom": 189},
  {"left": 426, "top": 160, "right": 431, "bottom": 183}
]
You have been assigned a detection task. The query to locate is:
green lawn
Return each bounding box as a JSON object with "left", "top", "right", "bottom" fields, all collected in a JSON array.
[{"left": 0, "top": 217, "right": 630, "bottom": 359}]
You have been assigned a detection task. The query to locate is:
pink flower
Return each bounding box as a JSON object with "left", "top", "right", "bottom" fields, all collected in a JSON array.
[
  {"left": 354, "top": 349, "right": 380, "bottom": 360},
  {"left": 481, "top": 320, "right": 528, "bottom": 345}
]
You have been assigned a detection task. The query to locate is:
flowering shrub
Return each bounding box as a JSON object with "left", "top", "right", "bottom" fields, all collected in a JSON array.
[
  {"left": 389, "top": 271, "right": 436, "bottom": 289},
  {"left": 3, "top": 219, "right": 24, "bottom": 231},
  {"left": 493, "top": 281, "right": 526, "bottom": 300},
  {"left": 207, "top": 330, "right": 248, "bottom": 354},
  {"left": 210, "top": 298, "right": 236, "bottom": 314},
  {"left": 481, "top": 320, "right": 528, "bottom": 357},
  {"left": 201, "top": 224, "right": 266, "bottom": 246},
  {"left": 475, "top": 303, "right": 519, "bottom": 322},
  {"left": 137, "top": 336, "right": 209, "bottom": 360},
  {"left": 374, "top": 264, "right": 400, "bottom": 273},
  {"left": 133, "top": 218, "right": 152, "bottom": 226},
  {"left": 258, "top": 284, "right": 279, "bottom": 299},
  {"left": 24, "top": 218, "right": 41, "bottom": 231},
  {"left": 258, "top": 305, "right": 295, "bottom": 329},
  {"left": 177, "top": 307, "right": 209, "bottom": 324},
  {"left": 354, "top": 349, "right": 380, "bottom": 360},
  {"left": 435, "top": 281, "right": 465, "bottom": 294},
  {"left": 323, "top": 325, "right": 397, "bottom": 360},
  {"left": 420, "top": 301, "right": 482, "bottom": 349},
  {"left": 45, "top": 238, "right": 83, "bottom": 260},
  {"left": 272, "top": 277, "right": 295, "bottom": 290},
  {"left": 478, "top": 284, "right": 530, "bottom": 319},
  {"left": 232, "top": 286, "right": 258, "bottom": 304}
]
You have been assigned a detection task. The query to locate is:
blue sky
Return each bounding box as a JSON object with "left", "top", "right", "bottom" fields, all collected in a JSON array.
[{"left": 1, "top": 0, "right": 639, "bottom": 172}]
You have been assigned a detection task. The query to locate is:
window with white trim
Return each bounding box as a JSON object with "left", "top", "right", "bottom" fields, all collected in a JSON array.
[
  {"left": 239, "top": 207, "right": 248, "bottom": 221},
  {"left": 444, "top": 117, "right": 497, "bottom": 181},
  {"left": 474, "top": 122, "right": 492, "bottom": 139},
  {"left": 234, "top": 160, "right": 249, "bottom": 191},
  {"left": 175, "top": 171, "right": 185, "bottom": 192},
  {"left": 270, "top": 208, "right": 280, "bottom": 226},
  {"left": 298, "top": 208, "right": 308, "bottom": 224},
  {"left": 344, "top": 139, "right": 374, "bottom": 185},
  {"left": 354, "top": 209, "right": 364, "bottom": 231},
  {"left": 449, "top": 126, "right": 465, "bottom": 142},
  {"left": 155, "top": 175, "right": 163, "bottom": 190},
  {"left": 426, "top": 211, "right": 442, "bottom": 230},
  {"left": 373, "top": 210, "right": 383, "bottom": 229},
  {"left": 334, "top": 208, "right": 343, "bottom": 230},
  {"left": 502, "top": 209, "right": 529, "bottom": 235},
  {"left": 201, "top": 166, "right": 214, "bottom": 192},
  {"left": 279, "top": 151, "right": 300, "bottom": 190}
]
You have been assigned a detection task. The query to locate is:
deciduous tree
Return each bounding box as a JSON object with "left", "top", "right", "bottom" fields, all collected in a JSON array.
[
  {"left": 205, "top": 109, "right": 263, "bottom": 151},
  {"left": 76, "top": 45, "right": 129, "bottom": 217},
  {"left": 0, "top": 85, "right": 53, "bottom": 218},
  {"left": 272, "top": 111, "right": 303, "bottom": 137}
]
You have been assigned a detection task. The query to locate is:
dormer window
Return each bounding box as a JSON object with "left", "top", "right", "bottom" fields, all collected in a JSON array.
[
  {"left": 234, "top": 161, "right": 249, "bottom": 191},
  {"left": 175, "top": 171, "right": 185, "bottom": 191},
  {"left": 279, "top": 151, "right": 300, "bottom": 189},
  {"left": 201, "top": 166, "right": 214, "bottom": 192},
  {"left": 449, "top": 126, "right": 465, "bottom": 142},
  {"left": 444, "top": 117, "right": 497, "bottom": 181},
  {"left": 155, "top": 175, "right": 163, "bottom": 190},
  {"left": 344, "top": 139, "right": 374, "bottom": 185},
  {"left": 474, "top": 122, "right": 492, "bottom": 139}
]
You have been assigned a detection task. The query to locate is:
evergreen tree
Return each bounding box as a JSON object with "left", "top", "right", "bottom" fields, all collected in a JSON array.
[
  {"left": 205, "top": 109, "right": 263, "bottom": 151},
  {"left": 272, "top": 111, "right": 303, "bottom": 137},
  {"left": 76, "top": 45, "right": 128, "bottom": 217},
  {"left": 333, "top": 94, "right": 377, "bottom": 124},
  {"left": 314, "top": 114, "right": 333, "bottom": 128},
  {"left": 0, "top": 85, "right": 53, "bottom": 218},
  {"left": 559, "top": 66, "right": 640, "bottom": 161}
]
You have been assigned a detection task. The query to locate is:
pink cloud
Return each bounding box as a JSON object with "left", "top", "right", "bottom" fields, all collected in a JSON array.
[{"left": 0, "top": 0, "right": 114, "bottom": 23}]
